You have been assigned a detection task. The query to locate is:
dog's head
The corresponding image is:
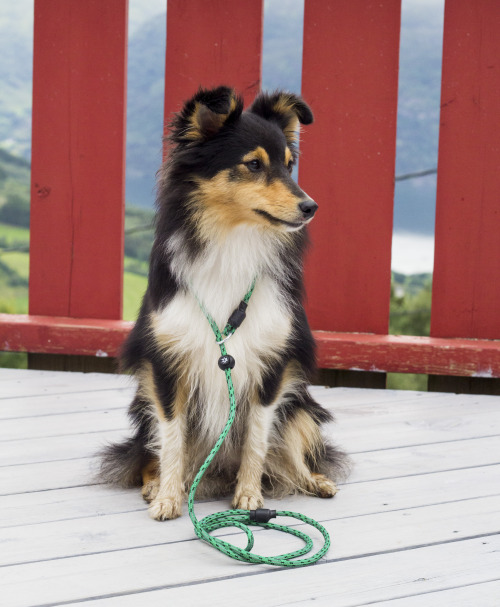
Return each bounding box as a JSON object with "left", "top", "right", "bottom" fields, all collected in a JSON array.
[{"left": 167, "top": 86, "right": 316, "bottom": 236}]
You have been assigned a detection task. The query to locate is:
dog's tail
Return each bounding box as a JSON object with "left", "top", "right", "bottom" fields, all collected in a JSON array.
[{"left": 98, "top": 432, "right": 151, "bottom": 488}]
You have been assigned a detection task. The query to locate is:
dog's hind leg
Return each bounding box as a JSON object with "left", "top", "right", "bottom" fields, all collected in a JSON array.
[
  {"left": 232, "top": 402, "right": 277, "bottom": 510},
  {"left": 278, "top": 408, "right": 338, "bottom": 498},
  {"left": 141, "top": 457, "right": 160, "bottom": 503}
]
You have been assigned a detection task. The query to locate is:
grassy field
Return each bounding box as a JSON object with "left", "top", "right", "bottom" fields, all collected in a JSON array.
[
  {"left": 2, "top": 250, "right": 29, "bottom": 279},
  {"left": 0, "top": 221, "right": 148, "bottom": 324},
  {"left": 0, "top": 221, "right": 29, "bottom": 242},
  {"left": 123, "top": 271, "right": 147, "bottom": 320}
]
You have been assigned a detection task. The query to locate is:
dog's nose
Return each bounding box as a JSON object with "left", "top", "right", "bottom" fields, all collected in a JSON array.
[{"left": 298, "top": 199, "right": 318, "bottom": 219}]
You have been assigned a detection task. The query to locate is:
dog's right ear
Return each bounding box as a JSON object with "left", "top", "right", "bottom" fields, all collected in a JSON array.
[{"left": 169, "top": 86, "right": 243, "bottom": 144}]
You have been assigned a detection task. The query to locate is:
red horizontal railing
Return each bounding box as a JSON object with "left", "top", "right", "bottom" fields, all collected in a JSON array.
[
  {"left": 2, "top": 313, "right": 500, "bottom": 378},
  {"left": 1, "top": 0, "right": 500, "bottom": 386}
]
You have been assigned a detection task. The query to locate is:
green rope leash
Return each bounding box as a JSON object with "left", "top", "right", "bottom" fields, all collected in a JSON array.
[{"left": 188, "top": 280, "right": 331, "bottom": 567}]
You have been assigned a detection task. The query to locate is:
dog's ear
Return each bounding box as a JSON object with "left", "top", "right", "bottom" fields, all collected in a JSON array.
[
  {"left": 169, "top": 86, "right": 244, "bottom": 144},
  {"left": 249, "top": 91, "right": 313, "bottom": 144}
]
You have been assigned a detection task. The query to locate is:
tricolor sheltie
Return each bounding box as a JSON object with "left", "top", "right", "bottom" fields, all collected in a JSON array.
[{"left": 100, "top": 86, "right": 348, "bottom": 520}]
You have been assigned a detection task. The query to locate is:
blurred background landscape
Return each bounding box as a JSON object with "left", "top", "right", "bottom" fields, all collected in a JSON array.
[{"left": 0, "top": 0, "right": 444, "bottom": 387}]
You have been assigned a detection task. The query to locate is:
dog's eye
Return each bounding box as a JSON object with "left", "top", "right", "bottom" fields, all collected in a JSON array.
[
  {"left": 245, "top": 159, "right": 262, "bottom": 172},
  {"left": 287, "top": 160, "right": 294, "bottom": 173}
]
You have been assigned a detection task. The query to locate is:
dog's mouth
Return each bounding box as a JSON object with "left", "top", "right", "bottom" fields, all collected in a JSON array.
[{"left": 253, "top": 209, "right": 307, "bottom": 230}]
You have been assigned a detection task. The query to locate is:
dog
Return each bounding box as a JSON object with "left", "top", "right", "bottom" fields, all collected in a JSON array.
[{"left": 100, "top": 86, "right": 348, "bottom": 520}]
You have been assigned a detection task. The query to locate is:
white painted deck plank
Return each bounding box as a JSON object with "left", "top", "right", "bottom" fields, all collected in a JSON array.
[
  {"left": 0, "top": 430, "right": 128, "bottom": 466},
  {"left": 0, "top": 369, "right": 132, "bottom": 398},
  {"left": 2, "top": 436, "right": 500, "bottom": 504},
  {"left": 3, "top": 431, "right": 500, "bottom": 498},
  {"left": 62, "top": 537, "right": 500, "bottom": 607},
  {"left": 2, "top": 434, "right": 499, "bottom": 528},
  {"left": 0, "top": 388, "right": 134, "bottom": 420},
  {"left": 0, "top": 485, "right": 144, "bottom": 528},
  {"left": 2, "top": 390, "right": 498, "bottom": 447},
  {"left": 2, "top": 492, "right": 499, "bottom": 603},
  {"left": 2, "top": 531, "right": 499, "bottom": 607},
  {"left": 1, "top": 369, "right": 499, "bottom": 607},
  {"left": 0, "top": 408, "right": 128, "bottom": 441},
  {"left": 3, "top": 466, "right": 500, "bottom": 566},
  {"left": 342, "top": 581, "right": 500, "bottom": 607}
]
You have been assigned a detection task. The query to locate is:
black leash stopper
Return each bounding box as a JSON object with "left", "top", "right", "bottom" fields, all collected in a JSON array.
[
  {"left": 218, "top": 354, "right": 235, "bottom": 370},
  {"left": 249, "top": 509, "right": 277, "bottom": 523},
  {"left": 227, "top": 301, "right": 248, "bottom": 330}
]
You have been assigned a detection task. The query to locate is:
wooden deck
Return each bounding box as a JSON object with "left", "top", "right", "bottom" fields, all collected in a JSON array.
[{"left": 1, "top": 368, "right": 499, "bottom": 606}]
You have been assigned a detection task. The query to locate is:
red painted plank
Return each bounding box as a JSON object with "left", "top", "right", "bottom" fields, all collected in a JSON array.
[
  {"left": 315, "top": 331, "right": 500, "bottom": 378},
  {"left": 431, "top": 0, "right": 500, "bottom": 339},
  {"left": 163, "top": 0, "right": 263, "bottom": 141},
  {"left": 2, "top": 314, "right": 499, "bottom": 378},
  {"left": 0, "top": 314, "right": 132, "bottom": 358},
  {"left": 300, "top": 0, "right": 401, "bottom": 333},
  {"left": 30, "top": 0, "right": 127, "bottom": 320}
]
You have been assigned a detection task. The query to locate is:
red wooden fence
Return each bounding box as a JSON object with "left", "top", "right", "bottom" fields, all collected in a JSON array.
[
  {"left": 432, "top": 0, "right": 500, "bottom": 342},
  {"left": 1, "top": 0, "right": 500, "bottom": 389},
  {"left": 29, "top": 0, "right": 127, "bottom": 321},
  {"left": 301, "top": 0, "right": 400, "bottom": 335}
]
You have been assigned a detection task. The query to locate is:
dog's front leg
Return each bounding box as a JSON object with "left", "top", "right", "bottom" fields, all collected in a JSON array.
[
  {"left": 148, "top": 413, "right": 186, "bottom": 520},
  {"left": 232, "top": 402, "right": 276, "bottom": 510}
]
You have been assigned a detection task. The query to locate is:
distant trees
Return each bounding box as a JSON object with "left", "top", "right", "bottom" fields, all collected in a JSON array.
[
  {"left": 0, "top": 193, "right": 30, "bottom": 227},
  {"left": 390, "top": 277, "right": 432, "bottom": 336}
]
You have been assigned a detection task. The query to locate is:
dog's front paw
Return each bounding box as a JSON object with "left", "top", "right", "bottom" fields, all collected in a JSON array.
[
  {"left": 148, "top": 497, "right": 182, "bottom": 520},
  {"left": 231, "top": 491, "right": 264, "bottom": 511}
]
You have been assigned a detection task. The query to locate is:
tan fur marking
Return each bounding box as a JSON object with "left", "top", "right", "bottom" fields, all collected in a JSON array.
[
  {"left": 269, "top": 408, "right": 337, "bottom": 496},
  {"left": 272, "top": 96, "right": 296, "bottom": 115},
  {"left": 185, "top": 94, "right": 238, "bottom": 141},
  {"left": 272, "top": 97, "right": 300, "bottom": 143},
  {"left": 137, "top": 362, "right": 166, "bottom": 422},
  {"left": 141, "top": 458, "right": 160, "bottom": 503},
  {"left": 142, "top": 458, "right": 159, "bottom": 484},
  {"left": 283, "top": 362, "right": 305, "bottom": 394},
  {"left": 192, "top": 170, "right": 304, "bottom": 240},
  {"left": 242, "top": 146, "right": 270, "bottom": 167},
  {"left": 285, "top": 409, "right": 321, "bottom": 462},
  {"left": 185, "top": 102, "right": 203, "bottom": 140},
  {"left": 138, "top": 360, "right": 188, "bottom": 421},
  {"left": 285, "top": 147, "right": 293, "bottom": 167},
  {"left": 283, "top": 116, "right": 300, "bottom": 143},
  {"left": 228, "top": 94, "right": 238, "bottom": 114}
]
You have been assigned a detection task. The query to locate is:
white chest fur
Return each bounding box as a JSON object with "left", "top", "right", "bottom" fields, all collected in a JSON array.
[{"left": 152, "top": 226, "right": 294, "bottom": 442}]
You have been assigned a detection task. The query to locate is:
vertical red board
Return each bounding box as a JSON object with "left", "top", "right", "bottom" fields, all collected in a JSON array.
[
  {"left": 163, "top": 0, "right": 263, "bottom": 141},
  {"left": 300, "top": 0, "right": 401, "bottom": 333},
  {"left": 30, "top": 0, "right": 127, "bottom": 320},
  {"left": 431, "top": 0, "right": 500, "bottom": 340}
]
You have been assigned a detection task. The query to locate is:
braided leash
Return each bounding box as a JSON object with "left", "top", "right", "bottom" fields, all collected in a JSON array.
[{"left": 188, "top": 280, "right": 331, "bottom": 567}]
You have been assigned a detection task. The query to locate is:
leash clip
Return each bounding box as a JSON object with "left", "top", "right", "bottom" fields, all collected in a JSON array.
[{"left": 216, "top": 332, "right": 233, "bottom": 345}]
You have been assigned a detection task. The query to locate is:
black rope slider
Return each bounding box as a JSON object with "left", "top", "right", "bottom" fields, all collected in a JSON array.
[
  {"left": 249, "top": 509, "right": 277, "bottom": 523},
  {"left": 227, "top": 301, "right": 248, "bottom": 330}
]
